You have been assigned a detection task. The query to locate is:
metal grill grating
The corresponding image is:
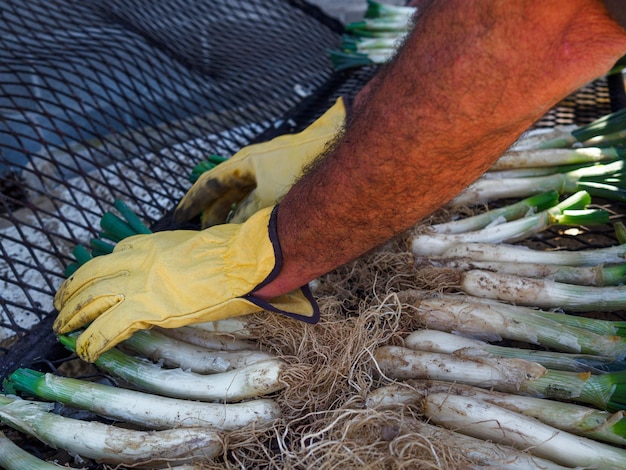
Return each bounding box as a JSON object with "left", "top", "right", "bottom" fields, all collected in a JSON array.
[{"left": 0, "top": 0, "right": 376, "bottom": 374}]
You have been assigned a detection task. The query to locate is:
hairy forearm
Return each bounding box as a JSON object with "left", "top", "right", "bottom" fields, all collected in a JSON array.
[{"left": 255, "top": 0, "right": 626, "bottom": 299}]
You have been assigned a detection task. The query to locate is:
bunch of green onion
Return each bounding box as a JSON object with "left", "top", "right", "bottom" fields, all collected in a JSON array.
[
  {"left": 376, "top": 106, "right": 626, "bottom": 467},
  {"left": 451, "top": 107, "right": 626, "bottom": 208},
  {"left": 410, "top": 135, "right": 626, "bottom": 309},
  {"left": 0, "top": 328, "right": 284, "bottom": 467},
  {"left": 0, "top": 394, "right": 223, "bottom": 467},
  {"left": 372, "top": 336, "right": 626, "bottom": 468},
  {"left": 327, "top": 1, "right": 416, "bottom": 70},
  {"left": 413, "top": 190, "right": 610, "bottom": 257},
  {"left": 366, "top": 380, "right": 626, "bottom": 469}
]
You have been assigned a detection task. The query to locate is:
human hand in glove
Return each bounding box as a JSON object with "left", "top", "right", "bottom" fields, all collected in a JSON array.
[
  {"left": 53, "top": 206, "right": 319, "bottom": 362},
  {"left": 173, "top": 97, "right": 346, "bottom": 228}
]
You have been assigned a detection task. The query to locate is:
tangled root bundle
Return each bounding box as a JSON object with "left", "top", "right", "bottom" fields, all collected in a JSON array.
[{"left": 193, "top": 234, "right": 481, "bottom": 469}]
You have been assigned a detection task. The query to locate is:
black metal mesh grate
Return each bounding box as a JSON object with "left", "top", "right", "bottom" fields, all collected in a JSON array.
[{"left": 0, "top": 0, "right": 382, "bottom": 378}]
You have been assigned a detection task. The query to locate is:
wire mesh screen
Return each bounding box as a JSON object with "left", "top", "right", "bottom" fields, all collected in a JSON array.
[{"left": 0, "top": 0, "right": 382, "bottom": 379}]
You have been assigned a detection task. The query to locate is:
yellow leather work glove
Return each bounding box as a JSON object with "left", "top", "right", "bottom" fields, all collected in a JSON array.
[
  {"left": 174, "top": 97, "right": 346, "bottom": 228},
  {"left": 53, "top": 206, "right": 319, "bottom": 362}
]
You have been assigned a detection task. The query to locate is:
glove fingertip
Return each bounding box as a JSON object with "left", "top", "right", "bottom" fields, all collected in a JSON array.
[
  {"left": 76, "top": 330, "right": 114, "bottom": 363},
  {"left": 52, "top": 317, "right": 69, "bottom": 334}
]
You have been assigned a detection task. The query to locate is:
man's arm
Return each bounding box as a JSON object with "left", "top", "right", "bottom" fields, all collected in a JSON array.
[{"left": 254, "top": 0, "right": 626, "bottom": 299}]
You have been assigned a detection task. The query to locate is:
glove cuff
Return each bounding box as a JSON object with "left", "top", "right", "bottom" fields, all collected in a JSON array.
[{"left": 246, "top": 205, "right": 320, "bottom": 324}]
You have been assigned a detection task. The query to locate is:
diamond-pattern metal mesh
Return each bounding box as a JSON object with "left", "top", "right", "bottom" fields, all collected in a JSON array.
[{"left": 0, "top": 0, "right": 378, "bottom": 376}]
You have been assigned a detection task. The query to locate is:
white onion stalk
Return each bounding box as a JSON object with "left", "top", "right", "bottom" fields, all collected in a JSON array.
[
  {"left": 374, "top": 346, "right": 546, "bottom": 389},
  {"left": 510, "top": 125, "right": 578, "bottom": 150},
  {"left": 122, "top": 329, "right": 273, "bottom": 374},
  {"left": 368, "top": 381, "right": 626, "bottom": 447},
  {"left": 481, "top": 165, "right": 583, "bottom": 179},
  {"left": 423, "top": 257, "right": 626, "bottom": 286},
  {"left": 413, "top": 191, "right": 603, "bottom": 257},
  {"left": 459, "top": 269, "right": 626, "bottom": 312},
  {"left": 450, "top": 292, "right": 626, "bottom": 342},
  {"left": 185, "top": 318, "right": 252, "bottom": 337},
  {"left": 439, "top": 241, "right": 626, "bottom": 267},
  {"left": 451, "top": 160, "right": 625, "bottom": 207},
  {"left": 0, "top": 395, "right": 221, "bottom": 466},
  {"left": 365, "top": 415, "right": 574, "bottom": 470},
  {"left": 399, "top": 291, "right": 626, "bottom": 358},
  {"left": 423, "top": 393, "right": 626, "bottom": 469},
  {"left": 154, "top": 325, "right": 258, "bottom": 350},
  {"left": 373, "top": 345, "right": 626, "bottom": 411},
  {"left": 449, "top": 294, "right": 626, "bottom": 340},
  {"left": 0, "top": 430, "right": 76, "bottom": 470},
  {"left": 8, "top": 368, "right": 281, "bottom": 431},
  {"left": 490, "top": 146, "right": 622, "bottom": 171},
  {"left": 59, "top": 334, "right": 286, "bottom": 402},
  {"left": 430, "top": 191, "right": 558, "bottom": 234},
  {"left": 405, "top": 329, "right": 623, "bottom": 373}
]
